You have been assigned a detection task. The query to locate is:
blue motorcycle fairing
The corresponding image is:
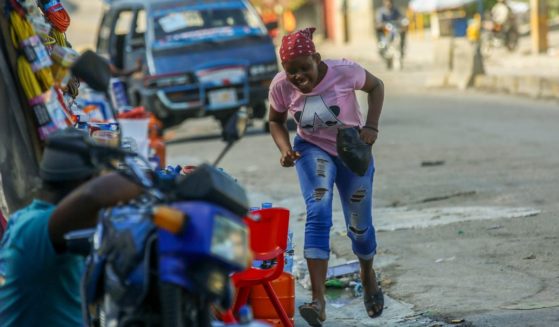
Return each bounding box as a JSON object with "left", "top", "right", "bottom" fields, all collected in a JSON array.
[{"left": 83, "top": 204, "right": 157, "bottom": 311}]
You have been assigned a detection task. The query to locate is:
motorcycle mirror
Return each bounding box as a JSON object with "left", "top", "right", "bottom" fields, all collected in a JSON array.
[
  {"left": 70, "top": 50, "right": 111, "bottom": 92},
  {"left": 222, "top": 109, "right": 248, "bottom": 143}
]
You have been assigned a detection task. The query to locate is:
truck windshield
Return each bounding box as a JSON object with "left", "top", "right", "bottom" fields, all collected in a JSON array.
[{"left": 152, "top": 4, "right": 265, "bottom": 47}]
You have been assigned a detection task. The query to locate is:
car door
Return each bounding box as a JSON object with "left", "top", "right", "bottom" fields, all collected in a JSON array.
[
  {"left": 124, "top": 7, "right": 147, "bottom": 74},
  {"left": 110, "top": 8, "right": 136, "bottom": 71},
  {"left": 96, "top": 8, "right": 116, "bottom": 59}
]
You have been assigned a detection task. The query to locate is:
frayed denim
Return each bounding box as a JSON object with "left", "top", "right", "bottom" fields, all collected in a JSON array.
[{"left": 293, "top": 136, "right": 377, "bottom": 261}]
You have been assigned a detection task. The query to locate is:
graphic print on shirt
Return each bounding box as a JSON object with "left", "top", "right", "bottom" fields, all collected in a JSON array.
[{"left": 294, "top": 95, "right": 341, "bottom": 132}]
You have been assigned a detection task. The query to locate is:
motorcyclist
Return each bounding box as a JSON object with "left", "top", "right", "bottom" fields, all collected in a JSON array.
[
  {"left": 375, "top": 0, "right": 407, "bottom": 57},
  {"left": 491, "top": 0, "right": 515, "bottom": 32},
  {"left": 0, "top": 129, "right": 143, "bottom": 326}
]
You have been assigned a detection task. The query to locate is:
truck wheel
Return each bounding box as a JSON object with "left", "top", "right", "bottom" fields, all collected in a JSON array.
[
  {"left": 252, "top": 102, "right": 267, "bottom": 119},
  {"left": 286, "top": 118, "right": 297, "bottom": 131}
]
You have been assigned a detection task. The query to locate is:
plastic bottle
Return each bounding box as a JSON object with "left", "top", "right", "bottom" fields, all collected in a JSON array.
[
  {"left": 149, "top": 137, "right": 166, "bottom": 168},
  {"left": 238, "top": 305, "right": 254, "bottom": 325},
  {"left": 250, "top": 204, "right": 263, "bottom": 268},
  {"left": 284, "top": 230, "right": 294, "bottom": 273}
]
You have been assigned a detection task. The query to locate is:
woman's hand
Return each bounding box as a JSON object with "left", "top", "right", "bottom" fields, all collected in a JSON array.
[
  {"left": 280, "top": 149, "right": 301, "bottom": 167},
  {"left": 360, "top": 127, "right": 378, "bottom": 145}
]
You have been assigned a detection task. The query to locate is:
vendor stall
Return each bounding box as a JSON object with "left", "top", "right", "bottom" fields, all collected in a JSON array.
[{"left": 0, "top": 1, "right": 166, "bottom": 218}]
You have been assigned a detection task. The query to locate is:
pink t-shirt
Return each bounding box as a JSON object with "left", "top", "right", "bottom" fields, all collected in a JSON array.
[{"left": 269, "top": 59, "right": 366, "bottom": 156}]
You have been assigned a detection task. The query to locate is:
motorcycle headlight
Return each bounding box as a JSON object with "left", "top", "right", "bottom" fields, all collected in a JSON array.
[
  {"left": 211, "top": 214, "right": 249, "bottom": 269},
  {"left": 249, "top": 63, "right": 277, "bottom": 77}
]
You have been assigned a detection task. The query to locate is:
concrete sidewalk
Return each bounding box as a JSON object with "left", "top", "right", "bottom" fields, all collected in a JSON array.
[
  {"left": 474, "top": 30, "right": 559, "bottom": 100},
  {"left": 316, "top": 30, "right": 559, "bottom": 102}
]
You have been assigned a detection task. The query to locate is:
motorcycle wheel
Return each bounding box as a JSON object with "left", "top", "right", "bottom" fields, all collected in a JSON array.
[
  {"left": 393, "top": 51, "right": 403, "bottom": 71},
  {"left": 385, "top": 57, "right": 393, "bottom": 70},
  {"left": 159, "top": 282, "right": 211, "bottom": 327},
  {"left": 480, "top": 32, "right": 493, "bottom": 58},
  {"left": 506, "top": 29, "right": 519, "bottom": 52}
]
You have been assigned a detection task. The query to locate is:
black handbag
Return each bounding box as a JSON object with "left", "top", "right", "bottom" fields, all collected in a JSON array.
[{"left": 336, "top": 126, "right": 372, "bottom": 176}]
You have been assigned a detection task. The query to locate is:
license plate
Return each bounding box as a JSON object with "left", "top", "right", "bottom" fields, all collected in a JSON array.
[{"left": 209, "top": 88, "right": 237, "bottom": 107}]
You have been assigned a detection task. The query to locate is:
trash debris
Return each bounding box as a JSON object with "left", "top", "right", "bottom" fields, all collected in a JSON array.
[
  {"left": 298, "top": 274, "right": 312, "bottom": 290},
  {"left": 330, "top": 303, "right": 346, "bottom": 309},
  {"left": 390, "top": 200, "right": 402, "bottom": 207},
  {"left": 523, "top": 253, "right": 536, "bottom": 260},
  {"left": 420, "top": 191, "right": 476, "bottom": 203},
  {"left": 293, "top": 258, "right": 308, "bottom": 280},
  {"left": 350, "top": 281, "right": 363, "bottom": 297},
  {"left": 380, "top": 278, "right": 394, "bottom": 288},
  {"left": 421, "top": 160, "right": 445, "bottom": 167},
  {"left": 244, "top": 165, "right": 259, "bottom": 173},
  {"left": 435, "top": 256, "right": 456, "bottom": 263},
  {"left": 458, "top": 230, "right": 465, "bottom": 235},
  {"left": 450, "top": 319, "right": 465, "bottom": 324},
  {"left": 326, "top": 260, "right": 360, "bottom": 279},
  {"left": 335, "top": 230, "right": 347, "bottom": 237},
  {"left": 487, "top": 225, "right": 503, "bottom": 230},
  {"left": 325, "top": 279, "right": 348, "bottom": 289}
]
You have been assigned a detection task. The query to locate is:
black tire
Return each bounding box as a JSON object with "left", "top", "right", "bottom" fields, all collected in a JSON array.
[
  {"left": 159, "top": 282, "right": 187, "bottom": 327},
  {"left": 216, "top": 109, "right": 239, "bottom": 130},
  {"left": 385, "top": 57, "right": 393, "bottom": 70},
  {"left": 506, "top": 29, "right": 519, "bottom": 52},
  {"left": 286, "top": 118, "right": 297, "bottom": 131},
  {"left": 252, "top": 102, "right": 267, "bottom": 119}
]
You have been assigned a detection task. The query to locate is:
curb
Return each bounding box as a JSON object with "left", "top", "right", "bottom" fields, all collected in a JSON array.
[{"left": 473, "top": 75, "right": 559, "bottom": 100}]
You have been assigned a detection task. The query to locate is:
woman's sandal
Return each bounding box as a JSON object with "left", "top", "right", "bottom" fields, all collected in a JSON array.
[
  {"left": 299, "top": 301, "right": 326, "bottom": 327},
  {"left": 364, "top": 288, "right": 384, "bottom": 318}
]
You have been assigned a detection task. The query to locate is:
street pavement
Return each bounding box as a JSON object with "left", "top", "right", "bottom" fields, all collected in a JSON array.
[
  {"left": 166, "top": 64, "right": 559, "bottom": 326},
  {"left": 62, "top": 4, "right": 559, "bottom": 324}
]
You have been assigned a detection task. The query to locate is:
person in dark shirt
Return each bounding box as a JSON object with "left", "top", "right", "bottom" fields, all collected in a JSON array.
[
  {"left": 375, "top": 0, "right": 407, "bottom": 57},
  {"left": 0, "top": 129, "right": 142, "bottom": 326}
]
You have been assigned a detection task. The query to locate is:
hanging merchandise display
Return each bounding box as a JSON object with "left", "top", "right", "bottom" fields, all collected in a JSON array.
[
  {"left": 10, "top": 10, "right": 54, "bottom": 92},
  {"left": 39, "top": 0, "right": 71, "bottom": 33},
  {"left": 50, "top": 45, "right": 79, "bottom": 87},
  {"left": 4, "top": 0, "right": 83, "bottom": 140}
]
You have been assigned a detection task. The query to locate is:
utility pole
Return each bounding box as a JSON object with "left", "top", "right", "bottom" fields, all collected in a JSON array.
[
  {"left": 530, "top": 0, "right": 548, "bottom": 54},
  {"left": 342, "top": 0, "right": 350, "bottom": 43}
]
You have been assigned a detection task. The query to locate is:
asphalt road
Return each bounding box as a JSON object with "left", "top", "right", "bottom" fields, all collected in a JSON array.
[{"left": 166, "top": 73, "right": 559, "bottom": 326}]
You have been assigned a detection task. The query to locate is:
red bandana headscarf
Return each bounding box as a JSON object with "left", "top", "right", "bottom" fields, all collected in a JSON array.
[{"left": 279, "top": 27, "right": 317, "bottom": 63}]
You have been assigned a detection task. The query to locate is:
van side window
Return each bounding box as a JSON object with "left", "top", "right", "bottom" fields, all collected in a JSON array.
[
  {"left": 130, "top": 8, "right": 146, "bottom": 49},
  {"left": 113, "top": 9, "right": 134, "bottom": 69},
  {"left": 97, "top": 11, "right": 114, "bottom": 54}
]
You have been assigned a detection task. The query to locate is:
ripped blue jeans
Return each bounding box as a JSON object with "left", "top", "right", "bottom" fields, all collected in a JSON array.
[{"left": 293, "top": 135, "right": 377, "bottom": 261}]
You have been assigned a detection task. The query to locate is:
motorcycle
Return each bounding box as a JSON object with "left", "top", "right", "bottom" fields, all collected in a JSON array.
[
  {"left": 378, "top": 19, "right": 407, "bottom": 70},
  {"left": 58, "top": 51, "right": 268, "bottom": 327},
  {"left": 481, "top": 20, "right": 519, "bottom": 57}
]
